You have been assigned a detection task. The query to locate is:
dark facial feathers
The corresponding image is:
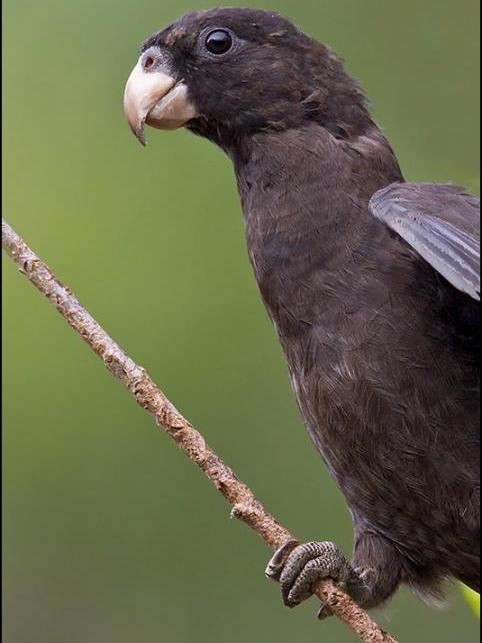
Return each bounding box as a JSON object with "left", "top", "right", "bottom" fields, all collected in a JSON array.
[{"left": 141, "top": 8, "right": 372, "bottom": 149}]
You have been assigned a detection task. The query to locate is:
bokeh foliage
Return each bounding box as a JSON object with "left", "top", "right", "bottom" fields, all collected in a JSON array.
[
  {"left": 3, "top": 1, "right": 480, "bottom": 642},
  {"left": 462, "top": 585, "right": 480, "bottom": 619}
]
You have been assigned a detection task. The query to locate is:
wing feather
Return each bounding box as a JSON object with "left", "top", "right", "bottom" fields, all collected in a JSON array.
[{"left": 369, "top": 182, "right": 480, "bottom": 300}]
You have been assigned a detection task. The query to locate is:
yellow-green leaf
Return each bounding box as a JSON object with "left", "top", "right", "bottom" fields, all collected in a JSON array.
[{"left": 462, "top": 584, "right": 480, "bottom": 618}]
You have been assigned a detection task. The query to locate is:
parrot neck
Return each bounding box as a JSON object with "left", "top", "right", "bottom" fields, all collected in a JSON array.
[{"left": 231, "top": 122, "right": 403, "bottom": 339}]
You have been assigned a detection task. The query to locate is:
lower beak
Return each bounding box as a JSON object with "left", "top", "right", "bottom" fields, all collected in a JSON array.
[{"left": 123, "top": 54, "right": 197, "bottom": 146}]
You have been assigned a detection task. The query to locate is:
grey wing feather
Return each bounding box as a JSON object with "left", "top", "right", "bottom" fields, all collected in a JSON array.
[{"left": 369, "top": 182, "right": 480, "bottom": 300}]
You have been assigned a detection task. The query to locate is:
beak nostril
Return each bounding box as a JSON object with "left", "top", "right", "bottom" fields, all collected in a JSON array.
[{"left": 143, "top": 55, "right": 155, "bottom": 70}]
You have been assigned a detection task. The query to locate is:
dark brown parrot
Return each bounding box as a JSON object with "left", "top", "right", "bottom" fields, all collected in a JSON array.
[{"left": 123, "top": 8, "right": 480, "bottom": 617}]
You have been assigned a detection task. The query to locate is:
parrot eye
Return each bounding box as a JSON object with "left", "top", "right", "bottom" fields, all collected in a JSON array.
[{"left": 205, "top": 29, "right": 233, "bottom": 55}]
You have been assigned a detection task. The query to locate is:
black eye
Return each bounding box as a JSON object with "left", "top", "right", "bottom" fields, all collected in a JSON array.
[{"left": 205, "top": 29, "right": 233, "bottom": 55}]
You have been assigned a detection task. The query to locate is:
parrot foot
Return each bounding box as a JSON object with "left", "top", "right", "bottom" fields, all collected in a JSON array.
[{"left": 265, "top": 540, "right": 365, "bottom": 619}]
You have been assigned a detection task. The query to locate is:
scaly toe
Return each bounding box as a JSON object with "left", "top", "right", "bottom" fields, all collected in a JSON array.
[{"left": 278, "top": 541, "right": 353, "bottom": 608}]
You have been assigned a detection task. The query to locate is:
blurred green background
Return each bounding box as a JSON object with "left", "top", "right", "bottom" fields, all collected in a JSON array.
[{"left": 3, "top": 0, "right": 480, "bottom": 641}]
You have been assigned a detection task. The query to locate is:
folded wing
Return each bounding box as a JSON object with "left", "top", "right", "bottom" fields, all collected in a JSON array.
[{"left": 369, "top": 182, "right": 480, "bottom": 300}]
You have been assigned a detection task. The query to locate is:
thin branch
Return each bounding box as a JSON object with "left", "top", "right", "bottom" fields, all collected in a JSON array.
[{"left": 2, "top": 218, "right": 399, "bottom": 643}]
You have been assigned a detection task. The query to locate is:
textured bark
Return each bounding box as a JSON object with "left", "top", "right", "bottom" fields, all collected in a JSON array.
[{"left": 2, "top": 218, "right": 399, "bottom": 643}]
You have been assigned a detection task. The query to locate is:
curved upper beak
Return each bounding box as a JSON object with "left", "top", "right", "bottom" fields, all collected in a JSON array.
[{"left": 123, "top": 47, "right": 198, "bottom": 145}]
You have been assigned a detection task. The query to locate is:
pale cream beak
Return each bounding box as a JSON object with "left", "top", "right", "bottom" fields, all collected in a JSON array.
[{"left": 123, "top": 50, "right": 198, "bottom": 145}]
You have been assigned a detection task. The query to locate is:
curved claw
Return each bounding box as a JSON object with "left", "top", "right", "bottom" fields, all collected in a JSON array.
[
  {"left": 265, "top": 540, "right": 299, "bottom": 581},
  {"left": 317, "top": 601, "right": 332, "bottom": 620}
]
